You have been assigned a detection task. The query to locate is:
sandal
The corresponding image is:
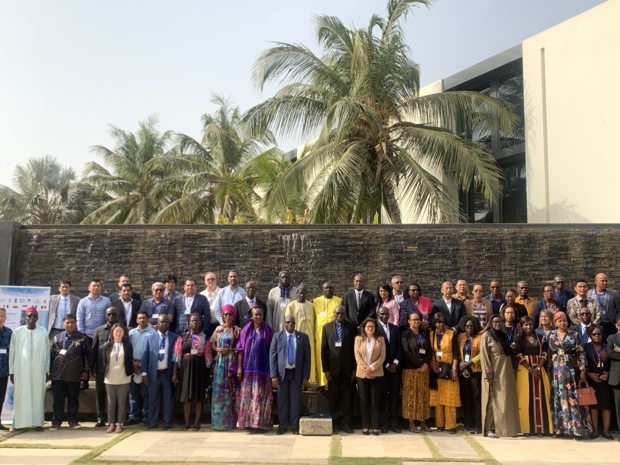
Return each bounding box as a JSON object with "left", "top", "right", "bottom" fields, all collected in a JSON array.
[
  {"left": 182, "top": 424, "right": 191, "bottom": 431},
  {"left": 420, "top": 424, "right": 432, "bottom": 432},
  {"left": 602, "top": 432, "right": 614, "bottom": 440},
  {"left": 193, "top": 424, "right": 201, "bottom": 431}
]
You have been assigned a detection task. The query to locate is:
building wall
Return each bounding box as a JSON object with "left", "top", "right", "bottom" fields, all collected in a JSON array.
[
  {"left": 523, "top": 0, "right": 620, "bottom": 223},
  {"left": 11, "top": 223, "right": 620, "bottom": 301}
]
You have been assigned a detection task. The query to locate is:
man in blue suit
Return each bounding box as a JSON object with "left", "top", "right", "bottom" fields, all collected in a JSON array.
[
  {"left": 141, "top": 314, "right": 179, "bottom": 430},
  {"left": 173, "top": 279, "right": 210, "bottom": 334},
  {"left": 269, "top": 315, "right": 311, "bottom": 435},
  {"left": 377, "top": 306, "right": 403, "bottom": 433}
]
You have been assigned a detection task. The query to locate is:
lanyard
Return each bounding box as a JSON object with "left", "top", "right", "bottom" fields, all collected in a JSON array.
[
  {"left": 464, "top": 338, "right": 472, "bottom": 355},
  {"left": 506, "top": 326, "right": 514, "bottom": 342},
  {"left": 595, "top": 347, "right": 604, "bottom": 368},
  {"left": 436, "top": 333, "right": 444, "bottom": 351},
  {"left": 113, "top": 342, "right": 121, "bottom": 361},
  {"left": 594, "top": 290, "right": 606, "bottom": 307},
  {"left": 62, "top": 331, "right": 74, "bottom": 349}
]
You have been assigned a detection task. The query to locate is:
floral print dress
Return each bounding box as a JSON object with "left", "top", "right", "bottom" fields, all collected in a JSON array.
[{"left": 547, "top": 329, "right": 592, "bottom": 437}]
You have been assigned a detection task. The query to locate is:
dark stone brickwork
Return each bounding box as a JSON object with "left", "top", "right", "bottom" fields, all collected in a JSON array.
[{"left": 10, "top": 223, "right": 620, "bottom": 300}]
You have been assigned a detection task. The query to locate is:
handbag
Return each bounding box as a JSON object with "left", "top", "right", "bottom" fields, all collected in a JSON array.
[
  {"left": 576, "top": 381, "right": 597, "bottom": 406},
  {"left": 432, "top": 332, "right": 452, "bottom": 380}
]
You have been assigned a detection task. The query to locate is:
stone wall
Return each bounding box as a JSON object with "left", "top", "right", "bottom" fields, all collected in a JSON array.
[{"left": 8, "top": 223, "right": 620, "bottom": 300}]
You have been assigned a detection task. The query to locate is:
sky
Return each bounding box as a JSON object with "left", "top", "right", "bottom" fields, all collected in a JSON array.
[{"left": 0, "top": 0, "right": 606, "bottom": 189}]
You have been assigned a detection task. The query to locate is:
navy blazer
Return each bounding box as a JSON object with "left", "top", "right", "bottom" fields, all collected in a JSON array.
[
  {"left": 377, "top": 321, "right": 402, "bottom": 366},
  {"left": 141, "top": 330, "right": 179, "bottom": 380},
  {"left": 269, "top": 330, "right": 311, "bottom": 382},
  {"left": 173, "top": 293, "right": 210, "bottom": 334}
]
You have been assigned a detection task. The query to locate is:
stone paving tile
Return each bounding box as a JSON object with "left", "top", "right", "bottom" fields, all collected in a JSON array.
[
  {"left": 404, "top": 462, "right": 482, "bottom": 465},
  {"left": 341, "top": 433, "right": 433, "bottom": 458},
  {"left": 0, "top": 448, "right": 87, "bottom": 465},
  {"left": 2, "top": 426, "right": 110, "bottom": 447},
  {"left": 341, "top": 434, "right": 387, "bottom": 457},
  {"left": 472, "top": 435, "right": 620, "bottom": 464},
  {"left": 426, "top": 432, "right": 478, "bottom": 458}
]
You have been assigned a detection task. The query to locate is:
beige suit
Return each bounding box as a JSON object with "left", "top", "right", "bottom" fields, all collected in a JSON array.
[{"left": 48, "top": 294, "right": 80, "bottom": 333}]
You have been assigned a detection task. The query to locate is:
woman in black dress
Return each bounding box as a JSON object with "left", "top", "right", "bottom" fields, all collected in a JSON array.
[
  {"left": 172, "top": 313, "right": 213, "bottom": 431},
  {"left": 584, "top": 325, "right": 614, "bottom": 439}
]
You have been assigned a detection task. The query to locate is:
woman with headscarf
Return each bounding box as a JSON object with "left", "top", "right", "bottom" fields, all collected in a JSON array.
[
  {"left": 548, "top": 311, "right": 592, "bottom": 438},
  {"left": 515, "top": 315, "right": 552, "bottom": 436},
  {"left": 210, "top": 304, "right": 241, "bottom": 431},
  {"left": 235, "top": 305, "right": 274, "bottom": 431},
  {"left": 172, "top": 313, "right": 212, "bottom": 431},
  {"left": 480, "top": 314, "right": 520, "bottom": 438}
]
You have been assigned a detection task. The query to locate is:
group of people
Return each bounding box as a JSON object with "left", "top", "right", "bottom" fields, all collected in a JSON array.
[{"left": 1, "top": 271, "right": 620, "bottom": 442}]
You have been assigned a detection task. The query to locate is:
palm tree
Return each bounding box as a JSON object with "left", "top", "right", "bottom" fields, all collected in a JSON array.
[
  {"left": 151, "top": 95, "right": 287, "bottom": 224},
  {"left": 243, "top": 0, "right": 517, "bottom": 223},
  {"left": 81, "top": 116, "right": 177, "bottom": 224},
  {"left": 0, "top": 155, "right": 97, "bottom": 224}
]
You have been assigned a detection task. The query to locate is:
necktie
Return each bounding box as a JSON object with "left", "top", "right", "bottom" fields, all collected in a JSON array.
[
  {"left": 158, "top": 334, "right": 166, "bottom": 361},
  {"left": 336, "top": 322, "right": 343, "bottom": 341},
  {"left": 356, "top": 292, "right": 361, "bottom": 309},
  {"left": 384, "top": 324, "right": 390, "bottom": 342},
  {"left": 288, "top": 334, "right": 295, "bottom": 366}
]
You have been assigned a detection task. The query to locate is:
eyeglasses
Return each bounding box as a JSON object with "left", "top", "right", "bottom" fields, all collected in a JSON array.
[
  {"left": 284, "top": 321, "right": 296, "bottom": 325},
  {"left": 394, "top": 281, "right": 403, "bottom": 284},
  {"left": 555, "top": 281, "right": 564, "bottom": 284},
  {"left": 579, "top": 312, "right": 591, "bottom": 316},
  {"left": 591, "top": 333, "right": 602, "bottom": 336},
  {"left": 410, "top": 318, "right": 420, "bottom": 322},
  {"left": 25, "top": 314, "right": 38, "bottom": 318},
  {"left": 154, "top": 289, "right": 164, "bottom": 292},
  {"left": 410, "top": 289, "right": 420, "bottom": 292},
  {"left": 490, "top": 286, "right": 500, "bottom": 289},
  {"left": 222, "top": 313, "right": 234, "bottom": 317},
  {"left": 206, "top": 278, "right": 215, "bottom": 281}
]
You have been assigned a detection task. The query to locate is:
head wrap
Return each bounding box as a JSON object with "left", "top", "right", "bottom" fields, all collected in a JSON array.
[
  {"left": 221, "top": 304, "right": 237, "bottom": 318},
  {"left": 553, "top": 311, "right": 567, "bottom": 324},
  {"left": 25, "top": 306, "right": 38, "bottom": 315},
  {"left": 488, "top": 315, "right": 514, "bottom": 357}
]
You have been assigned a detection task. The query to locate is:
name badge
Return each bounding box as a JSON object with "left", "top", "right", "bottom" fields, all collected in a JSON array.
[
  {"left": 335, "top": 341, "right": 343, "bottom": 347},
  {"left": 152, "top": 313, "right": 159, "bottom": 319},
  {"left": 159, "top": 349, "right": 166, "bottom": 355},
  {"left": 0, "top": 348, "right": 7, "bottom": 354},
  {"left": 464, "top": 354, "right": 470, "bottom": 362},
  {"left": 436, "top": 351, "right": 443, "bottom": 357},
  {"left": 113, "top": 364, "right": 120, "bottom": 370},
  {"left": 59, "top": 349, "right": 67, "bottom": 355},
  {"left": 184, "top": 309, "right": 191, "bottom": 315},
  {"left": 419, "top": 348, "right": 426, "bottom": 355},
  {"left": 191, "top": 349, "right": 198, "bottom": 355},
  {"left": 320, "top": 312, "right": 327, "bottom": 317}
]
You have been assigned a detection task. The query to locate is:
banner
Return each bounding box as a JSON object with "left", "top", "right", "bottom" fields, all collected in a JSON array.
[{"left": 0, "top": 286, "right": 51, "bottom": 425}]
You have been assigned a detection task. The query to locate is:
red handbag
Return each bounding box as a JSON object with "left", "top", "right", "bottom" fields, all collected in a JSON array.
[{"left": 576, "top": 381, "right": 597, "bottom": 406}]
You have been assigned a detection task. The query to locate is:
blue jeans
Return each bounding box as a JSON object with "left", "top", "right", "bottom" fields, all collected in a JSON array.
[{"left": 129, "top": 377, "right": 149, "bottom": 421}]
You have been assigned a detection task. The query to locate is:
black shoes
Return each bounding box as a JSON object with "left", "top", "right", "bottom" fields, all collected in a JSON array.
[
  {"left": 95, "top": 420, "right": 106, "bottom": 428},
  {"left": 124, "top": 418, "right": 140, "bottom": 426},
  {"left": 342, "top": 425, "right": 354, "bottom": 434},
  {"left": 277, "top": 427, "right": 286, "bottom": 435}
]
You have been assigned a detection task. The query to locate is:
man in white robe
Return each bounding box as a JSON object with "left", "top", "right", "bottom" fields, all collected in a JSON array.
[{"left": 9, "top": 307, "right": 50, "bottom": 430}]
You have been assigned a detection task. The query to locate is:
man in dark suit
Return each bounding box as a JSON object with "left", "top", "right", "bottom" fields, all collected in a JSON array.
[
  {"left": 173, "top": 279, "right": 210, "bottom": 334},
  {"left": 91, "top": 307, "right": 119, "bottom": 427},
  {"left": 431, "top": 281, "right": 466, "bottom": 329},
  {"left": 112, "top": 283, "right": 141, "bottom": 329},
  {"left": 342, "top": 274, "right": 376, "bottom": 325},
  {"left": 141, "top": 314, "right": 179, "bottom": 430},
  {"left": 605, "top": 318, "right": 620, "bottom": 432},
  {"left": 108, "top": 274, "right": 141, "bottom": 303},
  {"left": 48, "top": 280, "right": 81, "bottom": 339},
  {"left": 269, "top": 315, "right": 311, "bottom": 435},
  {"left": 140, "top": 282, "right": 175, "bottom": 327},
  {"left": 376, "top": 306, "right": 403, "bottom": 433},
  {"left": 235, "top": 281, "right": 267, "bottom": 328},
  {"left": 321, "top": 305, "right": 357, "bottom": 434},
  {"left": 570, "top": 305, "right": 604, "bottom": 346}
]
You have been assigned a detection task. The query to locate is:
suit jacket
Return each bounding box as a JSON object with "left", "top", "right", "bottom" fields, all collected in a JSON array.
[
  {"left": 464, "top": 300, "right": 493, "bottom": 325},
  {"left": 109, "top": 291, "right": 142, "bottom": 303},
  {"left": 377, "top": 321, "right": 402, "bottom": 367},
  {"left": 269, "top": 330, "right": 311, "bottom": 382},
  {"left": 431, "top": 298, "right": 466, "bottom": 329},
  {"left": 354, "top": 335, "right": 386, "bottom": 378},
  {"left": 321, "top": 319, "right": 357, "bottom": 378},
  {"left": 139, "top": 298, "right": 175, "bottom": 326},
  {"left": 605, "top": 333, "right": 620, "bottom": 386},
  {"left": 173, "top": 293, "right": 210, "bottom": 334},
  {"left": 570, "top": 323, "right": 604, "bottom": 346},
  {"left": 532, "top": 299, "right": 563, "bottom": 327},
  {"left": 400, "top": 328, "right": 432, "bottom": 370},
  {"left": 342, "top": 289, "right": 376, "bottom": 325},
  {"left": 141, "top": 330, "right": 179, "bottom": 380},
  {"left": 235, "top": 297, "right": 267, "bottom": 328},
  {"left": 91, "top": 323, "right": 113, "bottom": 374},
  {"left": 112, "top": 299, "right": 141, "bottom": 329},
  {"left": 47, "top": 294, "right": 80, "bottom": 332}
]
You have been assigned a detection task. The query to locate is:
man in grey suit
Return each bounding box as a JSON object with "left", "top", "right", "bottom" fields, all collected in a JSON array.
[
  {"left": 270, "top": 315, "right": 311, "bottom": 435},
  {"left": 48, "top": 280, "right": 81, "bottom": 339},
  {"left": 605, "top": 317, "right": 620, "bottom": 432}
]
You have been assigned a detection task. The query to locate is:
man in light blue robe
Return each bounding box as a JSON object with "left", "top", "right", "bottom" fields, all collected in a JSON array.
[{"left": 9, "top": 307, "right": 50, "bottom": 430}]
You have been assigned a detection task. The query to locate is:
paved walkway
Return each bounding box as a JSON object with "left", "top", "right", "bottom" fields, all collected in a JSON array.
[{"left": 1, "top": 423, "right": 620, "bottom": 464}]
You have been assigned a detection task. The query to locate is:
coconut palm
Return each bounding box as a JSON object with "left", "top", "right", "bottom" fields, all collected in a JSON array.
[
  {"left": 81, "top": 116, "right": 177, "bottom": 224},
  {"left": 243, "top": 0, "right": 517, "bottom": 223},
  {"left": 0, "top": 155, "right": 97, "bottom": 224},
  {"left": 151, "top": 95, "right": 288, "bottom": 224}
]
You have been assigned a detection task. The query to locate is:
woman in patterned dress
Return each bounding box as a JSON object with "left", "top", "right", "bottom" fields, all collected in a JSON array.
[
  {"left": 210, "top": 304, "right": 241, "bottom": 431},
  {"left": 547, "top": 311, "right": 592, "bottom": 438}
]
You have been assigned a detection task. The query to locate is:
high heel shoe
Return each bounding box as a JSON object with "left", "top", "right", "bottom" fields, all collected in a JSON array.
[{"left": 362, "top": 429, "right": 370, "bottom": 435}]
